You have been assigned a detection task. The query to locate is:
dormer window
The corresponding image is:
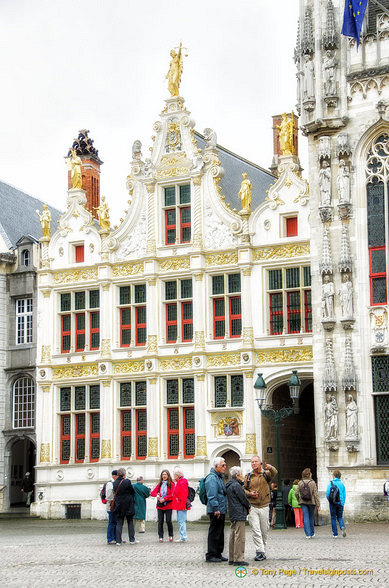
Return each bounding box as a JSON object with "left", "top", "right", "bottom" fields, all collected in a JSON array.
[
  {"left": 22, "top": 249, "right": 30, "bottom": 267},
  {"left": 163, "top": 184, "right": 191, "bottom": 245}
]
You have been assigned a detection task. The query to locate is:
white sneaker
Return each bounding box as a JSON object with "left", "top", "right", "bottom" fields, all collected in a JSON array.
[{"left": 130, "top": 540, "right": 139, "bottom": 544}]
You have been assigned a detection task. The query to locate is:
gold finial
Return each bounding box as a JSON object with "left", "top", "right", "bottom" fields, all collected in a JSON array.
[
  {"left": 65, "top": 148, "right": 83, "bottom": 189},
  {"left": 93, "top": 195, "right": 110, "bottom": 231},
  {"left": 238, "top": 172, "right": 252, "bottom": 212},
  {"left": 276, "top": 112, "right": 296, "bottom": 156},
  {"left": 166, "top": 42, "right": 187, "bottom": 97},
  {"left": 36, "top": 203, "right": 52, "bottom": 238}
]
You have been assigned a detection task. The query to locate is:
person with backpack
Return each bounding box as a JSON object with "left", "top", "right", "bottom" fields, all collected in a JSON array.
[
  {"left": 326, "top": 470, "right": 346, "bottom": 538},
  {"left": 295, "top": 468, "right": 320, "bottom": 539},
  {"left": 112, "top": 468, "right": 136, "bottom": 546},
  {"left": 172, "top": 466, "right": 189, "bottom": 542},
  {"left": 205, "top": 457, "right": 228, "bottom": 562},
  {"left": 288, "top": 479, "right": 303, "bottom": 529},
  {"left": 104, "top": 469, "right": 118, "bottom": 544},
  {"left": 243, "top": 456, "right": 277, "bottom": 562}
]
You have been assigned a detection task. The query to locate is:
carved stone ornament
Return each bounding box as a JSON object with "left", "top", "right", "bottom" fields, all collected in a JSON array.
[
  {"left": 324, "top": 394, "right": 338, "bottom": 440},
  {"left": 370, "top": 308, "right": 388, "bottom": 351},
  {"left": 342, "top": 336, "right": 356, "bottom": 390},
  {"left": 319, "top": 160, "right": 332, "bottom": 205},
  {"left": 322, "top": 275, "right": 335, "bottom": 324},
  {"left": 319, "top": 205, "right": 333, "bottom": 223},
  {"left": 320, "top": 226, "right": 333, "bottom": 275},
  {"left": 346, "top": 442, "right": 359, "bottom": 453},
  {"left": 338, "top": 203, "right": 352, "bottom": 220},
  {"left": 322, "top": 339, "right": 337, "bottom": 392},
  {"left": 323, "top": 0, "right": 338, "bottom": 49},
  {"left": 196, "top": 436, "right": 207, "bottom": 456},
  {"left": 114, "top": 361, "right": 145, "bottom": 374},
  {"left": 339, "top": 274, "right": 354, "bottom": 322},
  {"left": 301, "top": 7, "right": 314, "bottom": 55},
  {"left": 203, "top": 128, "right": 217, "bottom": 150},
  {"left": 326, "top": 441, "right": 339, "bottom": 452},
  {"left": 336, "top": 160, "right": 351, "bottom": 204},
  {"left": 338, "top": 224, "right": 353, "bottom": 273},
  {"left": 345, "top": 392, "right": 358, "bottom": 440},
  {"left": 257, "top": 346, "right": 313, "bottom": 364},
  {"left": 148, "top": 438, "right": 159, "bottom": 457},
  {"left": 318, "top": 136, "right": 331, "bottom": 161},
  {"left": 336, "top": 133, "right": 351, "bottom": 158},
  {"left": 245, "top": 433, "right": 257, "bottom": 455},
  {"left": 217, "top": 416, "right": 240, "bottom": 437},
  {"left": 165, "top": 118, "right": 182, "bottom": 153},
  {"left": 101, "top": 440, "right": 112, "bottom": 459},
  {"left": 40, "top": 443, "right": 50, "bottom": 463}
]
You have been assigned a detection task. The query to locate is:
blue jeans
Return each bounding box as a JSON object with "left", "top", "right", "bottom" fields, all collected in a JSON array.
[
  {"left": 107, "top": 511, "right": 117, "bottom": 543},
  {"left": 329, "top": 503, "right": 344, "bottom": 536},
  {"left": 300, "top": 504, "right": 315, "bottom": 537},
  {"left": 176, "top": 510, "right": 187, "bottom": 541}
]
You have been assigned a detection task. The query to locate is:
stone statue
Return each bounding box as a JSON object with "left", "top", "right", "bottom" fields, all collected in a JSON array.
[
  {"left": 94, "top": 195, "right": 110, "bottom": 231},
  {"left": 303, "top": 55, "right": 315, "bottom": 98},
  {"left": 336, "top": 159, "right": 350, "bottom": 203},
  {"left": 132, "top": 140, "right": 142, "bottom": 161},
  {"left": 238, "top": 172, "right": 252, "bottom": 212},
  {"left": 345, "top": 394, "right": 358, "bottom": 439},
  {"left": 36, "top": 204, "right": 52, "bottom": 238},
  {"left": 276, "top": 113, "right": 295, "bottom": 156},
  {"left": 166, "top": 42, "right": 185, "bottom": 97},
  {"left": 325, "top": 395, "right": 338, "bottom": 440},
  {"left": 66, "top": 148, "right": 83, "bottom": 189},
  {"left": 203, "top": 127, "right": 217, "bottom": 150},
  {"left": 322, "top": 275, "right": 335, "bottom": 320},
  {"left": 319, "top": 161, "right": 331, "bottom": 206},
  {"left": 324, "top": 50, "right": 337, "bottom": 96},
  {"left": 339, "top": 274, "right": 353, "bottom": 319},
  {"left": 143, "top": 158, "right": 154, "bottom": 178}
]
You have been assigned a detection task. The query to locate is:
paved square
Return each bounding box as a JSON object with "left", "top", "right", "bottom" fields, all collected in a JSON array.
[{"left": 0, "top": 518, "right": 387, "bottom": 587}]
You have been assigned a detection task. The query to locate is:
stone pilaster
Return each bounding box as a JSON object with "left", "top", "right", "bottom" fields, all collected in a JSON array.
[{"left": 101, "top": 380, "right": 113, "bottom": 461}]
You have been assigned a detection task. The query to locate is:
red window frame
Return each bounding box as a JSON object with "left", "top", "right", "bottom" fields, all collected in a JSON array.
[
  {"left": 181, "top": 301, "right": 193, "bottom": 342},
  {"left": 167, "top": 407, "right": 179, "bottom": 459},
  {"left": 120, "top": 307, "right": 131, "bottom": 347},
  {"left": 90, "top": 413, "right": 100, "bottom": 462},
  {"left": 287, "top": 291, "right": 301, "bottom": 334},
  {"left": 75, "top": 413, "right": 85, "bottom": 463},
  {"left": 121, "top": 410, "right": 132, "bottom": 461},
  {"left": 136, "top": 408, "right": 147, "bottom": 460},
  {"left": 166, "top": 302, "right": 178, "bottom": 343},
  {"left": 286, "top": 217, "right": 298, "bottom": 237},
  {"left": 269, "top": 293, "right": 283, "bottom": 335},
  {"left": 165, "top": 209, "right": 176, "bottom": 245},
  {"left": 183, "top": 406, "right": 195, "bottom": 459},
  {"left": 213, "top": 298, "right": 225, "bottom": 339},
  {"left": 135, "top": 306, "right": 146, "bottom": 346},
  {"left": 90, "top": 311, "right": 100, "bottom": 350},
  {"left": 304, "top": 290, "right": 312, "bottom": 333},
  {"left": 60, "top": 414, "right": 71, "bottom": 464},
  {"left": 75, "top": 312, "right": 85, "bottom": 352},
  {"left": 180, "top": 206, "right": 191, "bottom": 243},
  {"left": 75, "top": 245, "right": 84, "bottom": 263},
  {"left": 61, "top": 314, "right": 71, "bottom": 353},
  {"left": 229, "top": 296, "right": 242, "bottom": 338},
  {"left": 369, "top": 246, "right": 387, "bottom": 306}
]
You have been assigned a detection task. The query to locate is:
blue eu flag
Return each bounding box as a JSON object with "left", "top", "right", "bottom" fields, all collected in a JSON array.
[{"left": 341, "top": 0, "right": 369, "bottom": 47}]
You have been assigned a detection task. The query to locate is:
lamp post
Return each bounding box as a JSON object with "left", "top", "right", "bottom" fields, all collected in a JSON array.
[{"left": 254, "top": 370, "right": 301, "bottom": 529}]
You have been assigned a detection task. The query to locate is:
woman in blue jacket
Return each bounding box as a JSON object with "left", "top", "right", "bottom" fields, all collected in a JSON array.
[{"left": 326, "top": 470, "right": 346, "bottom": 538}]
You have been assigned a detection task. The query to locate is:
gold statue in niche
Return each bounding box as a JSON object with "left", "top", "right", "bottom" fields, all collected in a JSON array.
[
  {"left": 94, "top": 195, "right": 110, "bottom": 231},
  {"left": 238, "top": 172, "right": 252, "bottom": 211},
  {"left": 36, "top": 203, "right": 52, "bottom": 238},
  {"left": 66, "top": 148, "right": 83, "bottom": 189},
  {"left": 166, "top": 42, "right": 187, "bottom": 97},
  {"left": 276, "top": 112, "right": 296, "bottom": 156}
]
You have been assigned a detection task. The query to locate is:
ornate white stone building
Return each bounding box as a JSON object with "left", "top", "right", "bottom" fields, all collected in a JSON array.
[
  {"left": 32, "top": 91, "right": 313, "bottom": 520},
  {"left": 296, "top": 0, "right": 389, "bottom": 520}
]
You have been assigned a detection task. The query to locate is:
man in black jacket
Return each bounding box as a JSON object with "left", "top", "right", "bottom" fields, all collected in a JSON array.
[
  {"left": 225, "top": 466, "right": 251, "bottom": 566},
  {"left": 112, "top": 468, "right": 136, "bottom": 545}
]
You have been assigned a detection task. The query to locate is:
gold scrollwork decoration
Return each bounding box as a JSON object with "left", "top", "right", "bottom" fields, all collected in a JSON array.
[
  {"left": 147, "top": 335, "right": 158, "bottom": 353},
  {"left": 158, "top": 257, "right": 190, "bottom": 271},
  {"left": 53, "top": 364, "right": 99, "bottom": 379},
  {"left": 40, "top": 443, "right": 50, "bottom": 463},
  {"left": 54, "top": 268, "right": 98, "bottom": 284},
  {"left": 196, "top": 436, "right": 207, "bottom": 456},
  {"left": 41, "top": 345, "right": 51, "bottom": 363},
  {"left": 114, "top": 361, "right": 145, "bottom": 374},
  {"left": 148, "top": 437, "right": 159, "bottom": 457},
  {"left": 207, "top": 353, "right": 241, "bottom": 368},
  {"left": 205, "top": 252, "right": 238, "bottom": 266},
  {"left": 112, "top": 262, "right": 144, "bottom": 277},
  {"left": 194, "top": 331, "right": 205, "bottom": 350},
  {"left": 245, "top": 434, "right": 257, "bottom": 455},
  {"left": 101, "top": 440, "right": 112, "bottom": 459},
  {"left": 160, "top": 357, "right": 193, "bottom": 371},
  {"left": 256, "top": 346, "right": 313, "bottom": 364},
  {"left": 254, "top": 242, "right": 310, "bottom": 261}
]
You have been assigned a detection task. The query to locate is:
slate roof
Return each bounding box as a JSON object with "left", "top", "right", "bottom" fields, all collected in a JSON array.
[
  {"left": 0, "top": 181, "right": 62, "bottom": 249},
  {"left": 194, "top": 132, "right": 275, "bottom": 212}
]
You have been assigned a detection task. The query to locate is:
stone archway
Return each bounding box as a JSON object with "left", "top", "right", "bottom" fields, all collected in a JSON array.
[
  {"left": 8, "top": 438, "right": 36, "bottom": 507},
  {"left": 261, "top": 383, "right": 316, "bottom": 483}
]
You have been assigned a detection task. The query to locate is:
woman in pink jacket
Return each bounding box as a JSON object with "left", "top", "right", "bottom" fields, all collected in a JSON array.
[
  {"left": 172, "top": 466, "right": 189, "bottom": 542},
  {"left": 151, "top": 470, "right": 175, "bottom": 542}
]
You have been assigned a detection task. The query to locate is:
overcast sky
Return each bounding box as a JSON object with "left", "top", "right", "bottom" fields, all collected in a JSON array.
[{"left": 0, "top": 0, "right": 301, "bottom": 223}]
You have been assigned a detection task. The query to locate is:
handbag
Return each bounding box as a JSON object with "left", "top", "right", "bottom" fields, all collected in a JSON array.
[{"left": 110, "top": 478, "right": 124, "bottom": 512}]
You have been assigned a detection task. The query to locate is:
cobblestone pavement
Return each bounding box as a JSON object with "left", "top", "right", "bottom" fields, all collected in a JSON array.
[{"left": 0, "top": 518, "right": 387, "bottom": 587}]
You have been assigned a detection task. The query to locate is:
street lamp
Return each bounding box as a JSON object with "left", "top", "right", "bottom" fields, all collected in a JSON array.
[{"left": 253, "top": 370, "right": 301, "bottom": 529}]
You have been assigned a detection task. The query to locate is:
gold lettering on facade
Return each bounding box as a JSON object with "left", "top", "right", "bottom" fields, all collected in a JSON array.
[
  {"left": 158, "top": 257, "right": 190, "bottom": 271},
  {"left": 207, "top": 353, "right": 241, "bottom": 367},
  {"left": 256, "top": 346, "right": 313, "bottom": 364},
  {"left": 160, "top": 357, "right": 193, "bottom": 370},
  {"left": 112, "top": 262, "right": 144, "bottom": 277},
  {"left": 205, "top": 252, "right": 238, "bottom": 266},
  {"left": 53, "top": 364, "right": 99, "bottom": 379},
  {"left": 254, "top": 242, "right": 310, "bottom": 261},
  {"left": 54, "top": 268, "right": 98, "bottom": 284}
]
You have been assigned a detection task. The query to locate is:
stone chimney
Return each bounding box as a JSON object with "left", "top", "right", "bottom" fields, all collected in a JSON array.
[{"left": 67, "top": 130, "right": 103, "bottom": 218}]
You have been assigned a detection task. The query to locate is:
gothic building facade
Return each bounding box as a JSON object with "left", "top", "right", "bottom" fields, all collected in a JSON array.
[{"left": 296, "top": 0, "right": 389, "bottom": 519}]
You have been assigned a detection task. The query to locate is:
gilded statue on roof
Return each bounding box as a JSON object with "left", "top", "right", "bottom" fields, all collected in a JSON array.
[
  {"left": 66, "top": 148, "right": 83, "bottom": 189},
  {"left": 238, "top": 172, "right": 252, "bottom": 212},
  {"left": 166, "top": 43, "right": 186, "bottom": 97},
  {"left": 36, "top": 203, "right": 52, "bottom": 238},
  {"left": 276, "top": 112, "right": 296, "bottom": 156},
  {"left": 94, "top": 195, "right": 110, "bottom": 231}
]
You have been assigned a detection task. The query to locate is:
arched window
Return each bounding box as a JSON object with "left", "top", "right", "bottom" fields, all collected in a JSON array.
[
  {"left": 366, "top": 134, "right": 389, "bottom": 306},
  {"left": 13, "top": 377, "right": 35, "bottom": 429},
  {"left": 22, "top": 249, "right": 30, "bottom": 266}
]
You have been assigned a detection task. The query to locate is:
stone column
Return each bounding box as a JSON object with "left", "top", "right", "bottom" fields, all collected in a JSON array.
[
  {"left": 244, "top": 371, "right": 258, "bottom": 456},
  {"left": 101, "top": 380, "right": 113, "bottom": 461},
  {"left": 195, "top": 374, "right": 207, "bottom": 457},
  {"left": 147, "top": 377, "right": 159, "bottom": 459},
  {"left": 39, "top": 385, "right": 52, "bottom": 464},
  {"left": 241, "top": 267, "right": 254, "bottom": 347}
]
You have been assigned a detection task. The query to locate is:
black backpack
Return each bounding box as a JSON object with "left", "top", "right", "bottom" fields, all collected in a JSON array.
[
  {"left": 100, "top": 482, "right": 108, "bottom": 504},
  {"left": 300, "top": 481, "right": 312, "bottom": 501},
  {"left": 328, "top": 481, "right": 340, "bottom": 505}
]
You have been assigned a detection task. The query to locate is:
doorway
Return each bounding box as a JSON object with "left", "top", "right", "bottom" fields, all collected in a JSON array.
[
  {"left": 9, "top": 438, "right": 36, "bottom": 506},
  {"left": 220, "top": 449, "right": 240, "bottom": 480}
]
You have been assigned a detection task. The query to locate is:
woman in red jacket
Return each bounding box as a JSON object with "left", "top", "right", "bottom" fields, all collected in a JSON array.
[
  {"left": 151, "top": 470, "right": 175, "bottom": 542},
  {"left": 173, "top": 466, "right": 189, "bottom": 542}
]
